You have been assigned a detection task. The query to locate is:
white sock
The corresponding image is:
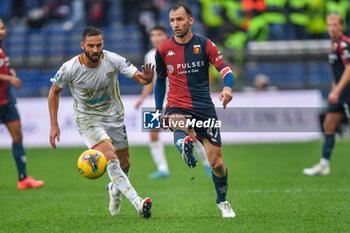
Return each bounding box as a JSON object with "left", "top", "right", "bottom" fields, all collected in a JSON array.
[
  {"left": 150, "top": 140, "right": 169, "bottom": 173},
  {"left": 107, "top": 159, "right": 140, "bottom": 210},
  {"left": 193, "top": 140, "right": 210, "bottom": 167},
  {"left": 320, "top": 158, "right": 330, "bottom": 167},
  {"left": 113, "top": 169, "right": 128, "bottom": 200}
]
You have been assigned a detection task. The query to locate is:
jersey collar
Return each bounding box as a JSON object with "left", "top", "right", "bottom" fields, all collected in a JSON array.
[{"left": 171, "top": 34, "right": 194, "bottom": 46}]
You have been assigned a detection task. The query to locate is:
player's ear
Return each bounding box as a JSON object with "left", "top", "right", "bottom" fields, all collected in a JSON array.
[
  {"left": 189, "top": 17, "right": 194, "bottom": 26},
  {"left": 80, "top": 41, "right": 84, "bottom": 50}
]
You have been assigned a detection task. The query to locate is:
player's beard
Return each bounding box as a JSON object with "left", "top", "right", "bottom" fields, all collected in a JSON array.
[
  {"left": 175, "top": 24, "right": 190, "bottom": 39},
  {"left": 84, "top": 50, "right": 101, "bottom": 63}
]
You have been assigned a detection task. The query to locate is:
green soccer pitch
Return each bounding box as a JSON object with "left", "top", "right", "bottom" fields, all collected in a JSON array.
[{"left": 1, "top": 141, "right": 349, "bottom": 233}]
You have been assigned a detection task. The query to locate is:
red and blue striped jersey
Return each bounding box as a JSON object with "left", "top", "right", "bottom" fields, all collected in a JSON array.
[
  {"left": 0, "top": 45, "right": 10, "bottom": 106},
  {"left": 329, "top": 34, "right": 350, "bottom": 101},
  {"left": 156, "top": 34, "right": 230, "bottom": 111}
]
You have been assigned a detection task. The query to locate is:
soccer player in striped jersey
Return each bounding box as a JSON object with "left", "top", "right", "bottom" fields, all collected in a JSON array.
[
  {"left": 0, "top": 18, "right": 44, "bottom": 190},
  {"left": 135, "top": 25, "right": 212, "bottom": 179},
  {"left": 304, "top": 14, "right": 350, "bottom": 176},
  {"left": 49, "top": 26, "right": 153, "bottom": 218},
  {"left": 154, "top": 4, "right": 236, "bottom": 217}
]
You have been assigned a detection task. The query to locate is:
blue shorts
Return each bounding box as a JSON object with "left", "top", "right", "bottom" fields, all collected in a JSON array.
[
  {"left": 327, "top": 100, "right": 350, "bottom": 120},
  {"left": 165, "top": 107, "right": 222, "bottom": 147},
  {"left": 0, "top": 103, "right": 20, "bottom": 124}
]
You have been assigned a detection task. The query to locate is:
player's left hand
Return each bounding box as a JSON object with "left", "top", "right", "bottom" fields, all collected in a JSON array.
[
  {"left": 219, "top": 86, "right": 233, "bottom": 109},
  {"left": 135, "top": 98, "right": 144, "bottom": 109},
  {"left": 142, "top": 63, "right": 155, "bottom": 83},
  {"left": 328, "top": 90, "right": 339, "bottom": 104}
]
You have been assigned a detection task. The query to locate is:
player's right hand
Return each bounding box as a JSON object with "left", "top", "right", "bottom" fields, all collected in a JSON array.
[
  {"left": 50, "top": 125, "right": 60, "bottom": 149},
  {"left": 219, "top": 86, "right": 233, "bottom": 109},
  {"left": 328, "top": 89, "right": 339, "bottom": 104},
  {"left": 141, "top": 63, "right": 155, "bottom": 83},
  {"left": 10, "top": 77, "right": 22, "bottom": 89}
]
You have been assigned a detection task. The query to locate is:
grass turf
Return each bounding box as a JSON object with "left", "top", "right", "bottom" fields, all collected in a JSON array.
[{"left": 0, "top": 140, "right": 349, "bottom": 233}]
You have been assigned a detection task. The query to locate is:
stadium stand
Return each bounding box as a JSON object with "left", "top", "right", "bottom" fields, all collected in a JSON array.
[{"left": 1, "top": 0, "right": 350, "bottom": 97}]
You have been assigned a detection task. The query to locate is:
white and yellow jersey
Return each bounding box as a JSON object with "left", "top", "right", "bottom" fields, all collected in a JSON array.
[{"left": 51, "top": 50, "right": 137, "bottom": 123}]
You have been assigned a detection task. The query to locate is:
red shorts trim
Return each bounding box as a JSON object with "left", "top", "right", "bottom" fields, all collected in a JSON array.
[
  {"left": 196, "top": 136, "right": 222, "bottom": 147},
  {"left": 1, "top": 119, "right": 20, "bottom": 124}
]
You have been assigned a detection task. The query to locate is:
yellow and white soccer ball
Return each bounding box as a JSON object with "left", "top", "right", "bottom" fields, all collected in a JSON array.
[{"left": 77, "top": 149, "right": 107, "bottom": 179}]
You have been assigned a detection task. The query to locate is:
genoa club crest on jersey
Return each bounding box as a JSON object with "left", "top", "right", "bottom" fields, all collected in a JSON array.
[
  {"left": 332, "top": 42, "right": 338, "bottom": 50},
  {"left": 194, "top": 45, "right": 201, "bottom": 54}
]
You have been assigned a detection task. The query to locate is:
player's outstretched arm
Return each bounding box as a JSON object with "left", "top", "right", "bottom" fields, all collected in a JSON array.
[
  {"left": 131, "top": 63, "right": 154, "bottom": 85},
  {"left": 48, "top": 84, "right": 63, "bottom": 149},
  {"left": 328, "top": 64, "right": 350, "bottom": 104}
]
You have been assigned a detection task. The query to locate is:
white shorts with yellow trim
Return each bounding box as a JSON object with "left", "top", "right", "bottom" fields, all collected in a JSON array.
[{"left": 77, "top": 120, "right": 128, "bottom": 150}]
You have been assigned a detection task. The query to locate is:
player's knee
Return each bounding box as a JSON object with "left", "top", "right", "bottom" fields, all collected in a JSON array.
[
  {"left": 210, "top": 159, "right": 224, "bottom": 171},
  {"left": 323, "top": 121, "right": 335, "bottom": 134},
  {"left": 322, "top": 121, "right": 328, "bottom": 131},
  {"left": 12, "top": 134, "right": 23, "bottom": 144},
  {"left": 119, "top": 157, "right": 131, "bottom": 173},
  {"left": 104, "top": 150, "right": 118, "bottom": 161}
]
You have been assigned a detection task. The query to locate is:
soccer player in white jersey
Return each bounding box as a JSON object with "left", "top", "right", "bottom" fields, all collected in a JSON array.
[
  {"left": 48, "top": 26, "right": 153, "bottom": 218},
  {"left": 135, "top": 25, "right": 212, "bottom": 179}
]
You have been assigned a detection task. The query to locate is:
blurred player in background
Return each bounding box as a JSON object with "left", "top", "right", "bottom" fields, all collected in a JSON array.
[
  {"left": 135, "top": 25, "right": 212, "bottom": 179},
  {"left": 154, "top": 4, "right": 235, "bottom": 217},
  {"left": 304, "top": 14, "right": 350, "bottom": 176},
  {"left": 0, "top": 19, "right": 44, "bottom": 190},
  {"left": 48, "top": 26, "right": 153, "bottom": 218}
]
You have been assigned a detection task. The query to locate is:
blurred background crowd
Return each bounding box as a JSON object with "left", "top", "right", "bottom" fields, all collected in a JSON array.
[{"left": 0, "top": 0, "right": 349, "bottom": 98}]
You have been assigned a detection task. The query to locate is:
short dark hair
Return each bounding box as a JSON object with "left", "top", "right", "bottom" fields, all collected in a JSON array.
[
  {"left": 150, "top": 25, "right": 167, "bottom": 34},
  {"left": 170, "top": 3, "right": 193, "bottom": 18},
  {"left": 82, "top": 26, "right": 103, "bottom": 41}
]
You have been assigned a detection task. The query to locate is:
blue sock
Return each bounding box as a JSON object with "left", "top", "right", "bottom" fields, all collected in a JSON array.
[
  {"left": 173, "top": 129, "right": 188, "bottom": 154},
  {"left": 212, "top": 169, "right": 228, "bottom": 204},
  {"left": 12, "top": 143, "right": 27, "bottom": 181},
  {"left": 322, "top": 134, "right": 335, "bottom": 160}
]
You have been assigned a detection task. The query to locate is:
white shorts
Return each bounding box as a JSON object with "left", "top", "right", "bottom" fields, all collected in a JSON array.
[{"left": 77, "top": 119, "right": 128, "bottom": 150}]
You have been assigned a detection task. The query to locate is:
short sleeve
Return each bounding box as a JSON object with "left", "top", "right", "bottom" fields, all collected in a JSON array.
[
  {"left": 155, "top": 49, "right": 167, "bottom": 79},
  {"left": 339, "top": 41, "right": 350, "bottom": 65},
  {"left": 110, "top": 52, "right": 138, "bottom": 79},
  {"left": 50, "top": 63, "right": 70, "bottom": 89},
  {"left": 206, "top": 39, "right": 227, "bottom": 71}
]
